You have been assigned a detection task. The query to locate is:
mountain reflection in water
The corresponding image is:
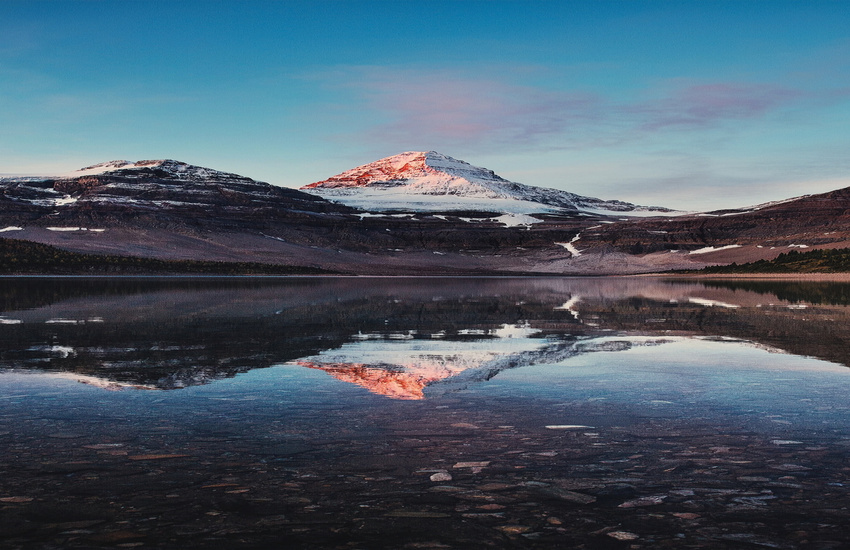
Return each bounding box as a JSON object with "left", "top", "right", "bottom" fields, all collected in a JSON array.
[
  {"left": 1, "top": 276, "right": 850, "bottom": 397},
  {"left": 295, "top": 330, "right": 676, "bottom": 400}
]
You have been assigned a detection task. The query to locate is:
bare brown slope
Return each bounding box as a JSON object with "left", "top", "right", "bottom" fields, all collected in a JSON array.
[{"left": 579, "top": 187, "right": 850, "bottom": 256}]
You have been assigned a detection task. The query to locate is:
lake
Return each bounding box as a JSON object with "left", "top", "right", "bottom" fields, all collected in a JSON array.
[{"left": 1, "top": 276, "right": 849, "bottom": 549}]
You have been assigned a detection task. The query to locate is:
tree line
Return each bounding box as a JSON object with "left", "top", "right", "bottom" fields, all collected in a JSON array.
[
  {"left": 0, "top": 237, "right": 336, "bottom": 275},
  {"left": 701, "top": 248, "right": 850, "bottom": 274}
]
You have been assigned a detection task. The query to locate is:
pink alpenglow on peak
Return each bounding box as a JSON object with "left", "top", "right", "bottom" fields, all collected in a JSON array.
[
  {"left": 303, "top": 151, "right": 506, "bottom": 193},
  {"left": 302, "top": 151, "right": 675, "bottom": 216}
]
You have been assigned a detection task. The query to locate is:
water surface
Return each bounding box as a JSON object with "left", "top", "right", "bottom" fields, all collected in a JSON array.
[{"left": 1, "top": 277, "right": 849, "bottom": 549}]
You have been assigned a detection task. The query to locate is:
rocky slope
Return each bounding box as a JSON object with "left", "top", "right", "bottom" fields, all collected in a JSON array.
[
  {"left": 0, "top": 159, "right": 360, "bottom": 269},
  {"left": 0, "top": 158, "right": 345, "bottom": 222},
  {"left": 571, "top": 187, "right": 850, "bottom": 266}
]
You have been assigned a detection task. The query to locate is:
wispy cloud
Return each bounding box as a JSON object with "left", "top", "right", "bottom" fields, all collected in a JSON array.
[
  {"left": 630, "top": 83, "right": 804, "bottom": 130},
  {"left": 313, "top": 66, "right": 845, "bottom": 153},
  {"left": 315, "top": 66, "right": 600, "bottom": 150}
]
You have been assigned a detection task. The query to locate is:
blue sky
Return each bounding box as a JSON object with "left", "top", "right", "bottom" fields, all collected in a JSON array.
[{"left": 1, "top": 0, "right": 849, "bottom": 209}]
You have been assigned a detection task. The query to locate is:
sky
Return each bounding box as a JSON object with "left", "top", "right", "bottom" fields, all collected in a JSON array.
[{"left": 1, "top": 0, "right": 849, "bottom": 210}]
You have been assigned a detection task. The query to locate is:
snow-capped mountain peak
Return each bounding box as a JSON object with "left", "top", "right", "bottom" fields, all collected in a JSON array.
[
  {"left": 65, "top": 159, "right": 248, "bottom": 182},
  {"left": 0, "top": 159, "right": 331, "bottom": 213},
  {"left": 303, "top": 151, "right": 508, "bottom": 195},
  {"left": 302, "top": 151, "right": 674, "bottom": 216}
]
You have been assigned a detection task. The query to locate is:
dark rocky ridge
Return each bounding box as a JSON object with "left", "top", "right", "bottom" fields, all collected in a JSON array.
[{"left": 0, "top": 160, "right": 348, "bottom": 227}]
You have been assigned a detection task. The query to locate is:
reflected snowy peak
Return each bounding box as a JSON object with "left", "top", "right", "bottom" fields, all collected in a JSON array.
[{"left": 291, "top": 327, "right": 674, "bottom": 399}]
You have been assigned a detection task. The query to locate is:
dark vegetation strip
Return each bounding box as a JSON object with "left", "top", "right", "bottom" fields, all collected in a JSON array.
[
  {"left": 0, "top": 237, "right": 338, "bottom": 275},
  {"left": 698, "top": 248, "right": 850, "bottom": 274}
]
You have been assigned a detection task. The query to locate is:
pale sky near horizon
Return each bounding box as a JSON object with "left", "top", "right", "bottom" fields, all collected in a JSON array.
[{"left": 1, "top": 0, "right": 849, "bottom": 210}]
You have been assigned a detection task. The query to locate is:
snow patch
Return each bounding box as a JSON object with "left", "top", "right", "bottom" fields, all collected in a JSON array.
[
  {"left": 580, "top": 207, "right": 684, "bottom": 218},
  {"left": 0, "top": 226, "right": 23, "bottom": 232},
  {"left": 689, "top": 244, "right": 742, "bottom": 255},
  {"left": 688, "top": 297, "right": 740, "bottom": 309},
  {"left": 492, "top": 213, "right": 542, "bottom": 227},
  {"left": 27, "top": 344, "right": 75, "bottom": 357},
  {"left": 489, "top": 323, "right": 540, "bottom": 339},
  {"left": 748, "top": 195, "right": 811, "bottom": 211},
  {"left": 45, "top": 227, "right": 105, "bottom": 232},
  {"left": 318, "top": 191, "right": 565, "bottom": 215},
  {"left": 52, "top": 372, "right": 157, "bottom": 391},
  {"left": 53, "top": 196, "right": 78, "bottom": 206},
  {"left": 554, "top": 295, "right": 581, "bottom": 320},
  {"left": 45, "top": 318, "right": 103, "bottom": 324},
  {"left": 67, "top": 160, "right": 134, "bottom": 177},
  {"left": 555, "top": 233, "right": 582, "bottom": 257}
]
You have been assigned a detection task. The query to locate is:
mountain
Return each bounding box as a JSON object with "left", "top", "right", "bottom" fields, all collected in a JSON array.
[
  {"left": 574, "top": 186, "right": 850, "bottom": 265},
  {"left": 3, "top": 155, "right": 850, "bottom": 275},
  {"left": 302, "top": 151, "right": 674, "bottom": 216},
  {"left": 0, "top": 159, "right": 369, "bottom": 271},
  {"left": 0, "top": 158, "right": 337, "bottom": 215}
]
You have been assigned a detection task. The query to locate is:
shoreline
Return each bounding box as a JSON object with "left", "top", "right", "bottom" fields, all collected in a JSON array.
[
  {"left": 2, "top": 271, "right": 850, "bottom": 280},
  {"left": 653, "top": 272, "right": 850, "bottom": 282}
]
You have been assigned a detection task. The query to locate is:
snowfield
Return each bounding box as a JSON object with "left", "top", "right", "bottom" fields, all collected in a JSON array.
[{"left": 310, "top": 189, "right": 566, "bottom": 215}]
